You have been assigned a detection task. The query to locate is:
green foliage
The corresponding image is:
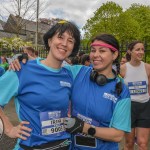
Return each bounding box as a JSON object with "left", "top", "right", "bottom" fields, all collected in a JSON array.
[
  {"left": 0, "top": 37, "right": 32, "bottom": 50},
  {"left": 82, "top": 1, "right": 150, "bottom": 62},
  {"left": 83, "top": 1, "right": 123, "bottom": 38},
  {"left": 82, "top": 1, "right": 150, "bottom": 49}
]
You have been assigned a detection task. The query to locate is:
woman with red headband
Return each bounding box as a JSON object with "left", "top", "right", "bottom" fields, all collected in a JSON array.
[
  {"left": 9, "top": 33, "right": 131, "bottom": 150},
  {"left": 64, "top": 33, "right": 131, "bottom": 150}
]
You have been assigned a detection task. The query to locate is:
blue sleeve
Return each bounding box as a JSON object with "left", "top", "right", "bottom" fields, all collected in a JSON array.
[
  {"left": 64, "top": 65, "right": 83, "bottom": 80},
  {"left": 0, "top": 70, "right": 19, "bottom": 107},
  {"left": 109, "top": 98, "right": 131, "bottom": 132}
]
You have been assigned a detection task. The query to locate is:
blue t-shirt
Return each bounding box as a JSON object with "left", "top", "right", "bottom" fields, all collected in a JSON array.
[
  {"left": 0, "top": 58, "right": 73, "bottom": 149},
  {"left": 65, "top": 65, "right": 131, "bottom": 150}
]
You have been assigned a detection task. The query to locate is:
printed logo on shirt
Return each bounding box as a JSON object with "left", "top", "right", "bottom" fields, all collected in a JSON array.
[
  {"left": 103, "top": 93, "right": 117, "bottom": 103},
  {"left": 128, "top": 81, "right": 147, "bottom": 95},
  {"left": 77, "top": 113, "right": 92, "bottom": 124},
  {"left": 60, "top": 81, "right": 71, "bottom": 87}
]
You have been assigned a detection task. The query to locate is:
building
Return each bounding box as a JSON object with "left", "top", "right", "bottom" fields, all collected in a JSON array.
[{"left": 0, "top": 14, "right": 61, "bottom": 45}]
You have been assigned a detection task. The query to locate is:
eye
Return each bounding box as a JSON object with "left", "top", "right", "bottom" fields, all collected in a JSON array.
[{"left": 90, "top": 48, "right": 96, "bottom": 53}]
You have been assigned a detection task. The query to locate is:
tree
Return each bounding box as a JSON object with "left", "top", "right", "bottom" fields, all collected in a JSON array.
[
  {"left": 0, "top": 0, "right": 47, "bottom": 37},
  {"left": 126, "top": 4, "right": 150, "bottom": 41},
  {"left": 83, "top": 1, "right": 123, "bottom": 39},
  {"left": 115, "top": 12, "right": 141, "bottom": 42},
  {"left": 82, "top": 1, "right": 150, "bottom": 52}
]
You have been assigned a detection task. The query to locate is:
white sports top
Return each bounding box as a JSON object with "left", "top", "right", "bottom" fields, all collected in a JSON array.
[{"left": 124, "top": 61, "right": 149, "bottom": 103}]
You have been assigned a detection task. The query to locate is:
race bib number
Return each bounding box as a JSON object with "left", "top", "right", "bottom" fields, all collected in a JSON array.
[
  {"left": 40, "top": 111, "right": 65, "bottom": 136},
  {"left": 128, "top": 81, "right": 147, "bottom": 95}
]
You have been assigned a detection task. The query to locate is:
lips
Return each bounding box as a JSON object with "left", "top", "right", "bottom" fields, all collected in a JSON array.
[{"left": 58, "top": 48, "right": 67, "bottom": 54}]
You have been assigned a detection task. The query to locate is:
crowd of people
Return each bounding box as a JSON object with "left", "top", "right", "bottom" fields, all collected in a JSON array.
[{"left": 0, "top": 20, "right": 149, "bottom": 150}]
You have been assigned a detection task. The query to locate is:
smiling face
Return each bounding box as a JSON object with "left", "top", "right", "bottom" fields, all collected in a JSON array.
[
  {"left": 130, "top": 43, "right": 144, "bottom": 62},
  {"left": 90, "top": 40, "right": 118, "bottom": 73},
  {"left": 48, "top": 31, "right": 75, "bottom": 62}
]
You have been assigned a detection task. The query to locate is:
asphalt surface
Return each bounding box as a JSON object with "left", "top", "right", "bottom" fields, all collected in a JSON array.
[{"left": 0, "top": 100, "right": 149, "bottom": 150}]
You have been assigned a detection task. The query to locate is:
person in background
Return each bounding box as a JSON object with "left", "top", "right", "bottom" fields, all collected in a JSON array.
[
  {"left": 70, "top": 56, "right": 79, "bottom": 65},
  {"left": 0, "top": 56, "right": 9, "bottom": 71},
  {"left": 22, "top": 46, "right": 36, "bottom": 60},
  {"left": 80, "top": 54, "right": 91, "bottom": 66},
  {"left": 77, "top": 51, "right": 85, "bottom": 64},
  {"left": 0, "top": 20, "right": 80, "bottom": 150},
  {"left": 34, "top": 50, "right": 39, "bottom": 58},
  {"left": 10, "top": 33, "right": 131, "bottom": 150},
  {"left": 120, "top": 55, "right": 127, "bottom": 65},
  {"left": 120, "top": 41, "right": 150, "bottom": 150}
]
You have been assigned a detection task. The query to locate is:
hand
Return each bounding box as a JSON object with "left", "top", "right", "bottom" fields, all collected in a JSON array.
[
  {"left": 9, "top": 59, "right": 21, "bottom": 71},
  {"left": 6, "top": 121, "right": 32, "bottom": 140},
  {"left": 9, "top": 53, "right": 28, "bottom": 71},
  {"left": 18, "top": 53, "right": 28, "bottom": 62},
  {"left": 64, "top": 117, "right": 84, "bottom": 134}
]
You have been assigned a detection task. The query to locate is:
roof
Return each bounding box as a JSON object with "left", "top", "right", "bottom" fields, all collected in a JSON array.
[
  {"left": 8, "top": 14, "right": 51, "bottom": 33},
  {"left": 0, "top": 20, "right": 6, "bottom": 30}
]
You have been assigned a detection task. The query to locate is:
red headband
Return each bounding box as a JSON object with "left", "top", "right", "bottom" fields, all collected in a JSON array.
[{"left": 90, "top": 43, "right": 118, "bottom": 52}]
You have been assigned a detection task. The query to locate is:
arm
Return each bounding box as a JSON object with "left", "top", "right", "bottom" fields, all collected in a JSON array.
[
  {"left": 9, "top": 53, "right": 28, "bottom": 71},
  {"left": 145, "top": 63, "right": 150, "bottom": 95},
  {"left": 83, "top": 123, "right": 124, "bottom": 142},
  {"left": 0, "top": 71, "right": 31, "bottom": 139},
  {"left": 64, "top": 91, "right": 131, "bottom": 142},
  {"left": 120, "top": 64, "right": 126, "bottom": 78},
  {"left": 0, "top": 107, "right": 31, "bottom": 140}
]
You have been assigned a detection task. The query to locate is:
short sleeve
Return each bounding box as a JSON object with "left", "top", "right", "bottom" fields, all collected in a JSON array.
[
  {"left": 109, "top": 97, "right": 131, "bottom": 132},
  {"left": 0, "top": 70, "right": 19, "bottom": 107}
]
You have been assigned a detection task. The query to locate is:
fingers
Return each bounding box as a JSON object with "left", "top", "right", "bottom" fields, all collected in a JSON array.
[
  {"left": 16, "top": 121, "right": 32, "bottom": 140},
  {"left": 9, "top": 59, "right": 21, "bottom": 71},
  {"left": 8, "top": 62, "right": 16, "bottom": 71}
]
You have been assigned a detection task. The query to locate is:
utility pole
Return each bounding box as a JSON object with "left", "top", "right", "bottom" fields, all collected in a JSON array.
[{"left": 35, "top": 0, "right": 39, "bottom": 50}]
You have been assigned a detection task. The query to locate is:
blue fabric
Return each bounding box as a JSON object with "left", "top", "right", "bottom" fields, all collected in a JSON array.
[
  {"left": 0, "top": 58, "right": 73, "bottom": 149},
  {"left": 0, "top": 66, "right": 5, "bottom": 77},
  {"left": 69, "top": 66, "right": 131, "bottom": 150}
]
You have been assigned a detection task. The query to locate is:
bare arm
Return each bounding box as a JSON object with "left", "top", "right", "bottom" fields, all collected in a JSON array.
[
  {"left": 83, "top": 123, "right": 124, "bottom": 142},
  {"left": 120, "top": 64, "right": 126, "bottom": 78},
  {"left": 145, "top": 63, "right": 150, "bottom": 95},
  {"left": 0, "top": 107, "right": 31, "bottom": 140}
]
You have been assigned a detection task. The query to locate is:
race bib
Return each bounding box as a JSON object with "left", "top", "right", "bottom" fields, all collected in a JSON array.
[
  {"left": 128, "top": 81, "right": 147, "bottom": 95},
  {"left": 40, "top": 111, "right": 65, "bottom": 136}
]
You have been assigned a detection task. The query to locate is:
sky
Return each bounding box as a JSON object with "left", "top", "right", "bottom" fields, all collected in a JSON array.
[
  {"left": 0, "top": 0, "right": 150, "bottom": 32},
  {"left": 40, "top": 0, "right": 150, "bottom": 28}
]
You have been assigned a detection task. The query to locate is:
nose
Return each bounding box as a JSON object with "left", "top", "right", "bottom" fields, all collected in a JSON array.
[
  {"left": 93, "top": 50, "right": 100, "bottom": 57},
  {"left": 62, "top": 38, "right": 67, "bottom": 46}
]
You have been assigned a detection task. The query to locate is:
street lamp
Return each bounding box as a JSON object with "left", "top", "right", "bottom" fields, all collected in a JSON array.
[{"left": 35, "top": 0, "right": 39, "bottom": 50}]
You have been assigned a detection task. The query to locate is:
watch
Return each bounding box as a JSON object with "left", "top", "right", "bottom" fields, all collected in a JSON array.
[{"left": 88, "top": 125, "right": 96, "bottom": 136}]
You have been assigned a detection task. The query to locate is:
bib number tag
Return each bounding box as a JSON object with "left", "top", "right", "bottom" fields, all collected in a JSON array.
[
  {"left": 40, "top": 111, "right": 65, "bottom": 136},
  {"left": 128, "top": 81, "right": 147, "bottom": 95}
]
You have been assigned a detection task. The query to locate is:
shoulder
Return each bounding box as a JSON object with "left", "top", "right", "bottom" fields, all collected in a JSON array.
[{"left": 63, "top": 65, "right": 91, "bottom": 80}]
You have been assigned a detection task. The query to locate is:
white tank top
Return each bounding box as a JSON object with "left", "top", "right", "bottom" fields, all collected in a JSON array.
[{"left": 124, "top": 61, "right": 149, "bottom": 103}]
